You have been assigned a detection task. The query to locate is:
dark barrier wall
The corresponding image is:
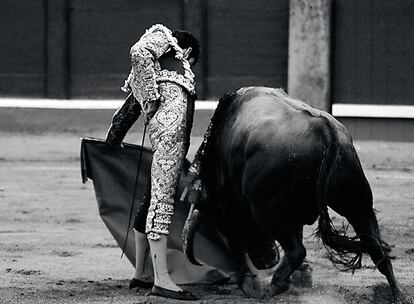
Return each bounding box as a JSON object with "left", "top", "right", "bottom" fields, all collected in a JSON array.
[
  {"left": 69, "top": 0, "right": 183, "bottom": 98},
  {"left": 0, "top": 0, "right": 288, "bottom": 99},
  {"left": 0, "top": 0, "right": 46, "bottom": 97},
  {"left": 206, "top": 0, "right": 288, "bottom": 98},
  {"left": 332, "top": 0, "right": 414, "bottom": 105}
]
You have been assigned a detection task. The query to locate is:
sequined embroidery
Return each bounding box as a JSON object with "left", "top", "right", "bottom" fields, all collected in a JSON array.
[
  {"left": 145, "top": 82, "right": 188, "bottom": 240},
  {"left": 107, "top": 23, "right": 196, "bottom": 241},
  {"left": 121, "top": 24, "right": 195, "bottom": 115},
  {"left": 157, "top": 69, "right": 195, "bottom": 96}
]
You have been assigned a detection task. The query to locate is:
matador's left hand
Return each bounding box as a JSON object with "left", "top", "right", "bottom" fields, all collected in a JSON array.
[
  {"left": 144, "top": 97, "right": 164, "bottom": 122},
  {"left": 181, "top": 175, "right": 203, "bottom": 204},
  {"left": 187, "top": 179, "right": 202, "bottom": 204}
]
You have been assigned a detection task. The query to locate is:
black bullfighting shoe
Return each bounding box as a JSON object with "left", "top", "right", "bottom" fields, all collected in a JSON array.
[
  {"left": 150, "top": 285, "right": 199, "bottom": 301},
  {"left": 128, "top": 278, "right": 153, "bottom": 289}
]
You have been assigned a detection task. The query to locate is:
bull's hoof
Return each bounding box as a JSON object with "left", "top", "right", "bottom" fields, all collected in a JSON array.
[
  {"left": 239, "top": 273, "right": 273, "bottom": 299},
  {"left": 238, "top": 252, "right": 277, "bottom": 298},
  {"left": 270, "top": 279, "right": 290, "bottom": 295},
  {"left": 392, "top": 291, "right": 413, "bottom": 304},
  {"left": 291, "top": 261, "right": 313, "bottom": 288}
]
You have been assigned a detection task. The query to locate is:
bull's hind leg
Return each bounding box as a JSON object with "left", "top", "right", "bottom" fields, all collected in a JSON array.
[
  {"left": 270, "top": 227, "right": 306, "bottom": 295},
  {"left": 347, "top": 209, "right": 412, "bottom": 303}
]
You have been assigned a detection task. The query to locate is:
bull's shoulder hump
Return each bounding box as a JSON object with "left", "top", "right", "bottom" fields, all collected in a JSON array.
[
  {"left": 236, "top": 87, "right": 351, "bottom": 140},
  {"left": 281, "top": 96, "right": 350, "bottom": 137}
]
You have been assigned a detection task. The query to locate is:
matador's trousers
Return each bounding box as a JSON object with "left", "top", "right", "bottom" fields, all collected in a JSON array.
[{"left": 135, "top": 81, "right": 191, "bottom": 241}]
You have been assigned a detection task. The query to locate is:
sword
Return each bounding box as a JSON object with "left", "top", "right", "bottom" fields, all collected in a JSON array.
[{"left": 121, "top": 120, "right": 148, "bottom": 258}]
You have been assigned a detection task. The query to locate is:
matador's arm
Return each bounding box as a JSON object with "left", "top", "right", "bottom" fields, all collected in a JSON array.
[
  {"left": 122, "top": 24, "right": 184, "bottom": 112},
  {"left": 106, "top": 25, "right": 182, "bottom": 145},
  {"left": 105, "top": 93, "right": 141, "bottom": 146}
]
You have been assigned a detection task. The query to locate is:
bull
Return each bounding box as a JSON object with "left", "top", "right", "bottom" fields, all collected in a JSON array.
[{"left": 183, "top": 87, "right": 411, "bottom": 302}]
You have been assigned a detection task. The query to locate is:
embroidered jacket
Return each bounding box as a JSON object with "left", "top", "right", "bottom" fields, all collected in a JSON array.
[
  {"left": 106, "top": 24, "right": 196, "bottom": 146},
  {"left": 122, "top": 24, "right": 195, "bottom": 109}
]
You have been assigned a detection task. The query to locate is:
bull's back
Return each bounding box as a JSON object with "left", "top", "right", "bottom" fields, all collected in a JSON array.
[
  {"left": 228, "top": 90, "right": 329, "bottom": 171},
  {"left": 217, "top": 90, "right": 328, "bottom": 222},
  {"left": 211, "top": 87, "right": 373, "bottom": 228}
]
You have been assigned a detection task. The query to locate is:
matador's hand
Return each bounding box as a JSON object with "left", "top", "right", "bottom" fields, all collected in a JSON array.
[
  {"left": 181, "top": 172, "right": 203, "bottom": 204},
  {"left": 187, "top": 179, "right": 202, "bottom": 204},
  {"left": 144, "top": 97, "right": 164, "bottom": 121}
]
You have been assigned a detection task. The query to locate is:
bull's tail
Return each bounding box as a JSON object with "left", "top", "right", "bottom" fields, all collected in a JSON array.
[{"left": 314, "top": 115, "right": 363, "bottom": 271}]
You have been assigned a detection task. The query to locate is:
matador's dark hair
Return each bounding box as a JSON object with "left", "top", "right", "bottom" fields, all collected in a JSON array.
[{"left": 173, "top": 30, "right": 200, "bottom": 65}]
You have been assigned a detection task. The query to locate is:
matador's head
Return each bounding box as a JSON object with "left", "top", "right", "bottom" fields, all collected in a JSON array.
[{"left": 172, "top": 30, "right": 200, "bottom": 66}]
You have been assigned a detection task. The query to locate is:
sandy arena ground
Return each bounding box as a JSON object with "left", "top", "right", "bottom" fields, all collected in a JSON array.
[{"left": 0, "top": 122, "right": 413, "bottom": 303}]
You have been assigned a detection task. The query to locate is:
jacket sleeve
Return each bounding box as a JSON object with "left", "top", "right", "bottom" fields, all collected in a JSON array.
[
  {"left": 127, "top": 26, "right": 174, "bottom": 107},
  {"left": 105, "top": 93, "right": 142, "bottom": 146}
]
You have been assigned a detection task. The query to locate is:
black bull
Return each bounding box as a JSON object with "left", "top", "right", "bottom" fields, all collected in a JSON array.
[{"left": 184, "top": 87, "right": 410, "bottom": 302}]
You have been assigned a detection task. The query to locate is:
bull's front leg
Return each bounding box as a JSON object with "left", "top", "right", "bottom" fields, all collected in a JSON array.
[
  {"left": 270, "top": 229, "right": 306, "bottom": 295},
  {"left": 236, "top": 224, "right": 279, "bottom": 298},
  {"left": 238, "top": 250, "right": 277, "bottom": 299}
]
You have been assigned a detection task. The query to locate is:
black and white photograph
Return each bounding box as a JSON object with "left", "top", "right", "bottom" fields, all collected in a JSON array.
[{"left": 0, "top": 1, "right": 413, "bottom": 303}]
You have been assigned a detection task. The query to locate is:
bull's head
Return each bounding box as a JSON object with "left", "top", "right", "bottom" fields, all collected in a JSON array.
[{"left": 181, "top": 181, "right": 283, "bottom": 299}]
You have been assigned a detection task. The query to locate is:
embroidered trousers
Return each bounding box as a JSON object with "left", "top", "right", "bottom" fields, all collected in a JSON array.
[{"left": 144, "top": 82, "right": 189, "bottom": 240}]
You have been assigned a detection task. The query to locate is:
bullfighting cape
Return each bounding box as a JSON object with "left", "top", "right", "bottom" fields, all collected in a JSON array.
[{"left": 80, "top": 137, "right": 236, "bottom": 284}]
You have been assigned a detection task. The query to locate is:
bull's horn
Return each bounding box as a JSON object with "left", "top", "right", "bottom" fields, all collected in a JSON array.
[
  {"left": 182, "top": 205, "right": 203, "bottom": 266},
  {"left": 244, "top": 252, "right": 261, "bottom": 276}
]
